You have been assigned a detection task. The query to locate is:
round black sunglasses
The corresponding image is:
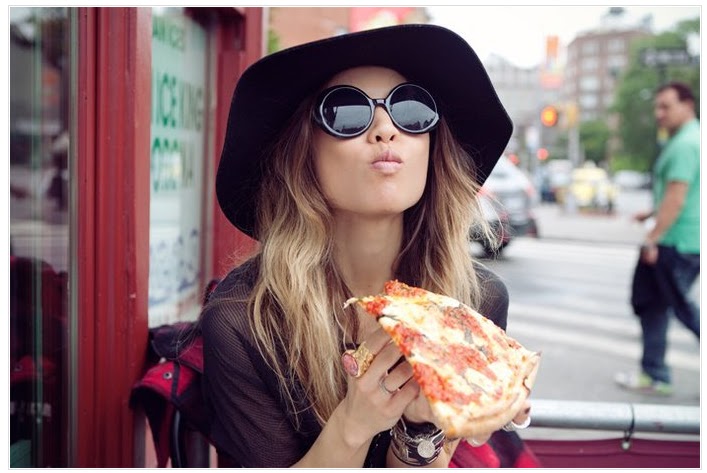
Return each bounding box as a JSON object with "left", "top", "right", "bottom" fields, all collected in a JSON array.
[{"left": 313, "top": 83, "right": 439, "bottom": 138}]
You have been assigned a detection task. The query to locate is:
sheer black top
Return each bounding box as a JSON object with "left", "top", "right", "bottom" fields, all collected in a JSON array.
[{"left": 200, "top": 260, "right": 509, "bottom": 468}]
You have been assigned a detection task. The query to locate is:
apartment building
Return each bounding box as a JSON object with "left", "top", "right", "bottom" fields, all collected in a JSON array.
[{"left": 563, "top": 8, "right": 651, "bottom": 123}]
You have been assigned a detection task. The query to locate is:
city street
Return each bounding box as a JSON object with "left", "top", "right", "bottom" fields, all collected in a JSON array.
[{"left": 474, "top": 189, "right": 700, "bottom": 439}]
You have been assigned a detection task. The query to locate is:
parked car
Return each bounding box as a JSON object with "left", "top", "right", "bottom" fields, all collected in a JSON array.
[
  {"left": 563, "top": 164, "right": 618, "bottom": 213},
  {"left": 470, "top": 190, "right": 512, "bottom": 257},
  {"left": 482, "top": 155, "right": 539, "bottom": 238},
  {"left": 613, "top": 169, "right": 651, "bottom": 190}
]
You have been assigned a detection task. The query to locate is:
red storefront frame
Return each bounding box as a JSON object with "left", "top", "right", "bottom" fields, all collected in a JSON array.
[
  {"left": 209, "top": 8, "right": 261, "bottom": 276},
  {"left": 72, "top": 7, "right": 261, "bottom": 467}
]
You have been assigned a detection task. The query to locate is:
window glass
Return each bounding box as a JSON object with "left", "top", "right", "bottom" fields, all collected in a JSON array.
[
  {"left": 580, "top": 93, "right": 598, "bottom": 109},
  {"left": 607, "top": 38, "right": 624, "bottom": 52},
  {"left": 10, "top": 6, "right": 70, "bottom": 467},
  {"left": 149, "top": 8, "right": 208, "bottom": 326},
  {"left": 581, "top": 57, "right": 599, "bottom": 71},
  {"left": 607, "top": 55, "right": 626, "bottom": 70},
  {"left": 580, "top": 76, "right": 600, "bottom": 91},
  {"left": 581, "top": 41, "right": 598, "bottom": 55}
]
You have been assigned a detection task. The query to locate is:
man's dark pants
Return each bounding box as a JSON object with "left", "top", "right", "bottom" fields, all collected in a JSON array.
[{"left": 630, "top": 244, "right": 700, "bottom": 384}]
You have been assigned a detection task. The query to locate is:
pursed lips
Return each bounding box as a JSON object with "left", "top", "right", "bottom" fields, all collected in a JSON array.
[{"left": 371, "top": 150, "right": 403, "bottom": 173}]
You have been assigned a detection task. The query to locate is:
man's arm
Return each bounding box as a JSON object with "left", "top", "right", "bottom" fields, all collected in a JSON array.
[{"left": 641, "top": 181, "right": 688, "bottom": 263}]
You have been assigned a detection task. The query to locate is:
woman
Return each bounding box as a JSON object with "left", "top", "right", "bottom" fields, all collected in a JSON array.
[{"left": 201, "top": 24, "right": 530, "bottom": 468}]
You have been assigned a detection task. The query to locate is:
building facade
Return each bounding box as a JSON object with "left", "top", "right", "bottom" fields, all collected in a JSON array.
[
  {"left": 562, "top": 8, "right": 651, "bottom": 123},
  {"left": 269, "top": 6, "right": 429, "bottom": 49}
]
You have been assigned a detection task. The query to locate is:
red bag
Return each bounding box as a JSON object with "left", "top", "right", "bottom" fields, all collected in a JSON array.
[{"left": 450, "top": 431, "right": 542, "bottom": 468}]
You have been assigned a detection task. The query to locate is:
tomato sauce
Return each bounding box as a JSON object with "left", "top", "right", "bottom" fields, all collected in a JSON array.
[
  {"left": 414, "top": 363, "right": 481, "bottom": 404},
  {"left": 388, "top": 323, "right": 425, "bottom": 358},
  {"left": 445, "top": 343, "right": 498, "bottom": 381},
  {"left": 362, "top": 298, "right": 389, "bottom": 316},
  {"left": 384, "top": 280, "right": 428, "bottom": 298}
]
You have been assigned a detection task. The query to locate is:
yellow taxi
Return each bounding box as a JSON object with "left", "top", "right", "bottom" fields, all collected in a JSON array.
[{"left": 563, "top": 163, "right": 618, "bottom": 212}]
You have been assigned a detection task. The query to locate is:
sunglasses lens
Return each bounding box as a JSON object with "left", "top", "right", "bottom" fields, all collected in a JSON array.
[
  {"left": 320, "top": 87, "right": 372, "bottom": 136},
  {"left": 389, "top": 85, "right": 438, "bottom": 133}
]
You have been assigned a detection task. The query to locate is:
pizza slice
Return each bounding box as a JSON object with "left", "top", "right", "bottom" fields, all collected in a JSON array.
[{"left": 345, "top": 280, "right": 540, "bottom": 439}]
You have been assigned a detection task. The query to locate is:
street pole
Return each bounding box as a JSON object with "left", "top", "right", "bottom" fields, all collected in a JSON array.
[{"left": 568, "top": 126, "right": 580, "bottom": 168}]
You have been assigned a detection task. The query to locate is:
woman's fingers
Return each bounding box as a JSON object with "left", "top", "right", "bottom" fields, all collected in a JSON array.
[
  {"left": 381, "top": 358, "right": 414, "bottom": 391},
  {"left": 357, "top": 329, "right": 406, "bottom": 382},
  {"left": 468, "top": 432, "right": 492, "bottom": 446},
  {"left": 361, "top": 327, "right": 395, "bottom": 355},
  {"left": 512, "top": 400, "right": 531, "bottom": 424}
]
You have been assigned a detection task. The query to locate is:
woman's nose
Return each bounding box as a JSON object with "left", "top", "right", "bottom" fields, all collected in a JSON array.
[{"left": 367, "top": 106, "right": 398, "bottom": 143}]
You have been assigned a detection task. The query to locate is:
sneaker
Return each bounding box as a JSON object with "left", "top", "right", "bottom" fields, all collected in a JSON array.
[{"left": 614, "top": 371, "right": 673, "bottom": 396}]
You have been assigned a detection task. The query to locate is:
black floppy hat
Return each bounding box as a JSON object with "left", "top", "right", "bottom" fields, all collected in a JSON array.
[{"left": 217, "top": 24, "right": 513, "bottom": 237}]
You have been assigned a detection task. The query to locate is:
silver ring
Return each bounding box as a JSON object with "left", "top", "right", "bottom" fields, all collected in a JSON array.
[
  {"left": 502, "top": 416, "right": 531, "bottom": 432},
  {"left": 468, "top": 438, "right": 485, "bottom": 447},
  {"left": 378, "top": 375, "right": 398, "bottom": 395}
]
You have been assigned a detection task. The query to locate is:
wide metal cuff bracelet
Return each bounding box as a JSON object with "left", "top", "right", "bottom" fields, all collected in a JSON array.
[{"left": 390, "top": 418, "right": 445, "bottom": 466}]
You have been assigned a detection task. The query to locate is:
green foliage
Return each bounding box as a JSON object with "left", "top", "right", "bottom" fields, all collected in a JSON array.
[
  {"left": 611, "top": 17, "right": 700, "bottom": 171},
  {"left": 579, "top": 120, "right": 610, "bottom": 164},
  {"left": 267, "top": 28, "right": 281, "bottom": 54},
  {"left": 548, "top": 132, "right": 569, "bottom": 161},
  {"left": 610, "top": 153, "right": 651, "bottom": 173}
]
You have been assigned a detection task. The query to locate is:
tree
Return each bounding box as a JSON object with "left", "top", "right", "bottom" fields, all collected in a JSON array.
[
  {"left": 579, "top": 120, "right": 610, "bottom": 165},
  {"left": 267, "top": 28, "right": 281, "bottom": 54},
  {"left": 610, "top": 17, "right": 699, "bottom": 172}
]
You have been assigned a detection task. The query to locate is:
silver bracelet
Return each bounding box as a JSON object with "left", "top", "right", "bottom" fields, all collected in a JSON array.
[{"left": 390, "top": 417, "right": 445, "bottom": 466}]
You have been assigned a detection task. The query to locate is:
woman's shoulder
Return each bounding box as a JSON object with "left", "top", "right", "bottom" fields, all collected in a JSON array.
[
  {"left": 474, "top": 263, "right": 508, "bottom": 297},
  {"left": 473, "top": 262, "right": 509, "bottom": 330},
  {"left": 200, "top": 258, "right": 259, "bottom": 340},
  {"left": 210, "top": 258, "right": 259, "bottom": 299}
]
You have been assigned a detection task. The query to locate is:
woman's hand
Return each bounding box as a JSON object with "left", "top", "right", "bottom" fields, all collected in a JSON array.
[
  {"left": 512, "top": 399, "right": 532, "bottom": 426},
  {"left": 399, "top": 378, "right": 436, "bottom": 424},
  {"left": 468, "top": 399, "right": 532, "bottom": 446},
  {"left": 294, "top": 328, "right": 419, "bottom": 468},
  {"left": 335, "top": 327, "right": 420, "bottom": 448}
]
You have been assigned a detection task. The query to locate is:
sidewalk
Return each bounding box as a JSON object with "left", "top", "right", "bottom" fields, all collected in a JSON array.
[{"left": 532, "top": 203, "right": 645, "bottom": 246}]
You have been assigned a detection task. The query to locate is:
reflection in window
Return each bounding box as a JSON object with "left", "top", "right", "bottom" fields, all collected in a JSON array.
[{"left": 10, "top": 7, "right": 70, "bottom": 467}]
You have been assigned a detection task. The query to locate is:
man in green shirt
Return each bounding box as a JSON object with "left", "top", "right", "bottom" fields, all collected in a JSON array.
[{"left": 616, "top": 81, "right": 700, "bottom": 395}]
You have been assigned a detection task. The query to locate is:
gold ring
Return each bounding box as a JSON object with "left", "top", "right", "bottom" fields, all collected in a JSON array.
[{"left": 341, "top": 342, "right": 374, "bottom": 378}]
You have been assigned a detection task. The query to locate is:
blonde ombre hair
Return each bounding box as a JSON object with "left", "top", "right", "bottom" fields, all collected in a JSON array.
[{"left": 245, "top": 98, "right": 494, "bottom": 427}]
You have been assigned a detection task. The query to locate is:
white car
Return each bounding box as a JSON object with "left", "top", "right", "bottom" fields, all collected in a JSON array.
[
  {"left": 614, "top": 170, "right": 650, "bottom": 190},
  {"left": 482, "top": 156, "right": 539, "bottom": 238}
]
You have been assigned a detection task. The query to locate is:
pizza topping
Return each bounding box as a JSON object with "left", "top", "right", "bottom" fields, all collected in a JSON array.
[
  {"left": 384, "top": 280, "right": 428, "bottom": 299},
  {"left": 361, "top": 297, "right": 389, "bottom": 317},
  {"left": 446, "top": 344, "right": 497, "bottom": 381},
  {"left": 387, "top": 322, "right": 426, "bottom": 358},
  {"left": 493, "top": 333, "right": 522, "bottom": 350},
  {"left": 445, "top": 306, "right": 492, "bottom": 346},
  {"left": 413, "top": 363, "right": 481, "bottom": 405}
]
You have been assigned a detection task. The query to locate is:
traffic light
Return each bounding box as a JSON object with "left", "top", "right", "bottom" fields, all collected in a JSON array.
[{"left": 540, "top": 105, "right": 559, "bottom": 127}]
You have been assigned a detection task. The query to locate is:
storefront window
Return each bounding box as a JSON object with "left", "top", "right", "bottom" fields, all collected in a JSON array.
[
  {"left": 10, "top": 7, "right": 70, "bottom": 467},
  {"left": 149, "top": 8, "right": 208, "bottom": 326}
]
